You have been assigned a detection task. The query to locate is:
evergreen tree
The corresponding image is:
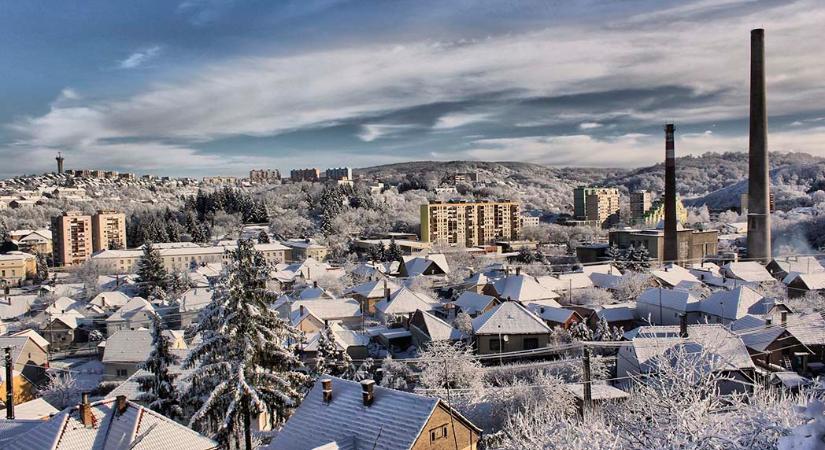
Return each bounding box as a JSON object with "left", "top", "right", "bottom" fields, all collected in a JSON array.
[
  {"left": 34, "top": 253, "right": 49, "bottom": 284},
  {"left": 313, "top": 326, "right": 355, "bottom": 379},
  {"left": 384, "top": 238, "right": 403, "bottom": 263},
  {"left": 353, "top": 357, "right": 376, "bottom": 381},
  {"left": 183, "top": 239, "right": 307, "bottom": 448},
  {"left": 257, "top": 230, "right": 271, "bottom": 244},
  {"left": 137, "top": 242, "right": 169, "bottom": 298},
  {"left": 630, "top": 245, "right": 651, "bottom": 272},
  {"left": 136, "top": 314, "right": 183, "bottom": 419}
]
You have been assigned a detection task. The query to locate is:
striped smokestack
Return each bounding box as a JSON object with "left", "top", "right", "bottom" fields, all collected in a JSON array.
[
  {"left": 663, "top": 123, "right": 678, "bottom": 264},
  {"left": 747, "top": 28, "right": 771, "bottom": 262}
]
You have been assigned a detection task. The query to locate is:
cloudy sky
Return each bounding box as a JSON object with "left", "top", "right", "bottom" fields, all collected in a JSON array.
[{"left": 2, "top": 0, "right": 825, "bottom": 178}]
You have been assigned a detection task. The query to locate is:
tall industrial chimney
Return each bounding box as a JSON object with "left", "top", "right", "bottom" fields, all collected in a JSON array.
[
  {"left": 56, "top": 152, "right": 65, "bottom": 174},
  {"left": 747, "top": 28, "right": 771, "bottom": 262},
  {"left": 663, "top": 123, "right": 679, "bottom": 264}
]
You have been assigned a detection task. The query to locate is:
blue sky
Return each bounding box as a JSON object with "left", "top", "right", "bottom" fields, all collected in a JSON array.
[{"left": 2, "top": 0, "right": 825, "bottom": 177}]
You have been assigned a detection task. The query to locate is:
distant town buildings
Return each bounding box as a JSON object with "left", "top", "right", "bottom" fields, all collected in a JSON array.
[
  {"left": 290, "top": 168, "right": 321, "bottom": 182},
  {"left": 0, "top": 252, "right": 36, "bottom": 285},
  {"left": 92, "top": 242, "right": 292, "bottom": 273},
  {"left": 249, "top": 169, "right": 281, "bottom": 183},
  {"left": 202, "top": 176, "right": 238, "bottom": 185},
  {"left": 630, "top": 191, "right": 652, "bottom": 224},
  {"left": 443, "top": 171, "right": 479, "bottom": 185},
  {"left": 740, "top": 192, "right": 776, "bottom": 214},
  {"left": 92, "top": 210, "right": 127, "bottom": 251},
  {"left": 53, "top": 211, "right": 94, "bottom": 267},
  {"left": 420, "top": 200, "right": 521, "bottom": 247},
  {"left": 638, "top": 195, "right": 688, "bottom": 227},
  {"left": 325, "top": 167, "right": 353, "bottom": 181},
  {"left": 573, "top": 186, "right": 621, "bottom": 228}
]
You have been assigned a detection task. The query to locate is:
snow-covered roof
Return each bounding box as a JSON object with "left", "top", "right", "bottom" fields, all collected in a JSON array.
[
  {"left": 564, "top": 383, "right": 629, "bottom": 401},
  {"left": 178, "top": 288, "right": 213, "bottom": 312},
  {"left": 729, "top": 315, "right": 785, "bottom": 352},
  {"left": 102, "top": 330, "right": 153, "bottom": 363},
  {"left": 589, "top": 272, "right": 624, "bottom": 289},
  {"left": 298, "top": 286, "right": 335, "bottom": 300},
  {"left": 105, "top": 296, "right": 154, "bottom": 322},
  {"left": 1, "top": 397, "right": 217, "bottom": 449},
  {"left": 582, "top": 263, "right": 619, "bottom": 275},
  {"left": 268, "top": 376, "right": 479, "bottom": 450},
  {"left": 699, "top": 286, "right": 765, "bottom": 321},
  {"left": 491, "top": 274, "right": 560, "bottom": 302},
  {"left": 722, "top": 262, "right": 773, "bottom": 283},
  {"left": 411, "top": 310, "right": 464, "bottom": 341},
  {"left": 345, "top": 279, "right": 401, "bottom": 299},
  {"left": 472, "top": 301, "right": 551, "bottom": 335},
  {"left": 785, "top": 272, "right": 825, "bottom": 290},
  {"left": 535, "top": 275, "right": 568, "bottom": 292},
  {"left": 769, "top": 256, "right": 825, "bottom": 275},
  {"left": 556, "top": 272, "right": 594, "bottom": 290},
  {"left": 533, "top": 305, "right": 578, "bottom": 324},
  {"left": 375, "top": 287, "right": 438, "bottom": 316},
  {"left": 462, "top": 271, "right": 494, "bottom": 288},
  {"left": 770, "top": 371, "right": 812, "bottom": 390},
  {"left": 10, "top": 329, "right": 49, "bottom": 349},
  {"left": 637, "top": 288, "right": 701, "bottom": 312},
  {"left": 303, "top": 324, "right": 370, "bottom": 352},
  {"left": 0, "top": 398, "right": 58, "bottom": 420},
  {"left": 651, "top": 264, "right": 701, "bottom": 287},
  {"left": 44, "top": 297, "right": 80, "bottom": 315},
  {"left": 108, "top": 349, "right": 191, "bottom": 400},
  {"left": 594, "top": 303, "right": 637, "bottom": 323},
  {"left": 292, "top": 299, "right": 362, "bottom": 322},
  {"left": 451, "top": 292, "right": 497, "bottom": 316},
  {"left": 89, "top": 291, "right": 130, "bottom": 309},
  {"left": 402, "top": 254, "right": 450, "bottom": 277},
  {"left": 0, "top": 294, "right": 36, "bottom": 320}
]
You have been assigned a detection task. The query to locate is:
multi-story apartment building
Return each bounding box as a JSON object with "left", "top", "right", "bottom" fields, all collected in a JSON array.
[
  {"left": 202, "top": 176, "right": 238, "bottom": 185},
  {"left": 92, "top": 210, "right": 127, "bottom": 252},
  {"left": 290, "top": 168, "right": 321, "bottom": 182},
  {"left": 639, "top": 196, "right": 688, "bottom": 227},
  {"left": 325, "top": 167, "right": 353, "bottom": 181},
  {"left": 249, "top": 169, "right": 281, "bottom": 183},
  {"left": 630, "top": 191, "right": 652, "bottom": 224},
  {"left": 53, "top": 211, "right": 93, "bottom": 267},
  {"left": 91, "top": 242, "right": 292, "bottom": 274},
  {"left": 573, "top": 187, "right": 620, "bottom": 229},
  {"left": 420, "top": 200, "right": 521, "bottom": 247}
]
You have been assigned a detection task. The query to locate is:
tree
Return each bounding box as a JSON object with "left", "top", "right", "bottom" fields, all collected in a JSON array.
[
  {"left": 39, "top": 370, "right": 81, "bottom": 409},
  {"left": 454, "top": 311, "right": 474, "bottom": 337},
  {"left": 137, "top": 242, "right": 169, "bottom": 298},
  {"left": 136, "top": 314, "right": 183, "bottom": 420},
  {"left": 353, "top": 357, "right": 376, "bottom": 381},
  {"left": 33, "top": 253, "right": 49, "bottom": 284},
  {"left": 384, "top": 238, "right": 403, "bottom": 263},
  {"left": 379, "top": 355, "right": 412, "bottom": 391},
  {"left": 183, "top": 239, "right": 307, "bottom": 448},
  {"left": 416, "top": 341, "right": 482, "bottom": 393},
  {"left": 313, "top": 326, "right": 355, "bottom": 378},
  {"left": 257, "top": 229, "right": 271, "bottom": 244}
]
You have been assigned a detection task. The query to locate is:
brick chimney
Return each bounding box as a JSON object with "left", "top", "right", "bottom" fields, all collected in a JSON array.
[
  {"left": 383, "top": 279, "right": 390, "bottom": 299},
  {"left": 515, "top": 267, "right": 521, "bottom": 276},
  {"left": 321, "top": 379, "right": 333, "bottom": 403},
  {"left": 361, "top": 379, "right": 375, "bottom": 406},
  {"left": 79, "top": 392, "right": 94, "bottom": 427},
  {"left": 116, "top": 395, "right": 128, "bottom": 415},
  {"left": 313, "top": 280, "right": 318, "bottom": 289}
]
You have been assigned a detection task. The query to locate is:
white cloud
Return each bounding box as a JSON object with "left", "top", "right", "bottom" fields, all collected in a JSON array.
[
  {"left": 433, "top": 113, "right": 491, "bottom": 129},
  {"left": 357, "top": 123, "right": 413, "bottom": 142},
  {"left": 579, "top": 122, "right": 602, "bottom": 130},
  {"left": 118, "top": 46, "right": 162, "bottom": 69}
]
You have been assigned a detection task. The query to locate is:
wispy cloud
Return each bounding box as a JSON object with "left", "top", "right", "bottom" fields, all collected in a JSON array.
[
  {"left": 579, "top": 122, "right": 602, "bottom": 130},
  {"left": 433, "top": 113, "right": 491, "bottom": 129},
  {"left": 356, "top": 123, "right": 413, "bottom": 142},
  {"left": 118, "top": 46, "right": 162, "bottom": 69}
]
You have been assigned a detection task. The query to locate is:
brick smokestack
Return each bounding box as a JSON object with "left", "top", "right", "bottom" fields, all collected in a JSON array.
[
  {"left": 663, "top": 123, "right": 679, "bottom": 264},
  {"left": 747, "top": 28, "right": 771, "bottom": 263}
]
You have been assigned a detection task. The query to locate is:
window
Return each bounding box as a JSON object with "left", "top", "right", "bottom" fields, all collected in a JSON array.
[
  {"left": 489, "top": 338, "right": 500, "bottom": 352},
  {"left": 523, "top": 338, "right": 539, "bottom": 350},
  {"left": 429, "top": 425, "right": 449, "bottom": 442},
  {"left": 116, "top": 369, "right": 128, "bottom": 377}
]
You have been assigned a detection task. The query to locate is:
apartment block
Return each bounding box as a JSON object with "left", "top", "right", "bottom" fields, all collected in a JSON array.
[
  {"left": 573, "top": 187, "right": 620, "bottom": 228},
  {"left": 92, "top": 210, "right": 127, "bottom": 252},
  {"left": 630, "top": 191, "right": 652, "bottom": 224},
  {"left": 420, "top": 200, "right": 521, "bottom": 247},
  {"left": 53, "top": 211, "right": 93, "bottom": 267},
  {"left": 325, "top": 167, "right": 353, "bottom": 181},
  {"left": 290, "top": 168, "right": 321, "bottom": 182},
  {"left": 249, "top": 169, "right": 281, "bottom": 183}
]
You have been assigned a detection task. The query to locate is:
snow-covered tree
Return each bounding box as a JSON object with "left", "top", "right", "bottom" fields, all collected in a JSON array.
[
  {"left": 137, "top": 242, "right": 169, "bottom": 298},
  {"left": 779, "top": 398, "right": 825, "bottom": 450},
  {"left": 136, "top": 314, "right": 182, "bottom": 420},
  {"left": 454, "top": 311, "right": 474, "bottom": 337},
  {"left": 38, "top": 370, "right": 81, "bottom": 409},
  {"left": 379, "top": 355, "right": 412, "bottom": 391},
  {"left": 183, "top": 239, "right": 308, "bottom": 448},
  {"left": 353, "top": 357, "right": 376, "bottom": 381},
  {"left": 33, "top": 253, "right": 49, "bottom": 284},
  {"left": 416, "top": 341, "right": 482, "bottom": 393},
  {"left": 313, "top": 326, "right": 355, "bottom": 379},
  {"left": 384, "top": 238, "right": 403, "bottom": 263},
  {"left": 257, "top": 230, "right": 270, "bottom": 244},
  {"left": 593, "top": 317, "right": 623, "bottom": 341},
  {"left": 614, "top": 271, "right": 651, "bottom": 301},
  {"left": 570, "top": 287, "right": 614, "bottom": 305}
]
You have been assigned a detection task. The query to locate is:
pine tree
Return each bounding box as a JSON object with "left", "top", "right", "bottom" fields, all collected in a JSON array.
[
  {"left": 353, "top": 357, "right": 376, "bottom": 381},
  {"left": 183, "top": 239, "right": 308, "bottom": 448},
  {"left": 137, "top": 242, "right": 169, "bottom": 298},
  {"left": 257, "top": 230, "right": 271, "bottom": 244},
  {"left": 384, "top": 238, "right": 403, "bottom": 263},
  {"left": 136, "top": 314, "right": 183, "bottom": 419},
  {"left": 313, "top": 326, "right": 355, "bottom": 379},
  {"left": 34, "top": 253, "right": 49, "bottom": 284}
]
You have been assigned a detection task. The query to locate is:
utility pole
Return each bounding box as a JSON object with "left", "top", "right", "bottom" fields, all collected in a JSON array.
[
  {"left": 4, "top": 346, "right": 14, "bottom": 419},
  {"left": 582, "top": 347, "right": 592, "bottom": 417}
]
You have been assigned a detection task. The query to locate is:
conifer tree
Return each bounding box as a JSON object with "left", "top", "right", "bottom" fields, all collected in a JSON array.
[
  {"left": 313, "top": 326, "right": 355, "bottom": 378},
  {"left": 353, "top": 357, "right": 376, "bottom": 381},
  {"left": 137, "top": 242, "right": 169, "bottom": 298},
  {"left": 257, "top": 229, "right": 271, "bottom": 244},
  {"left": 183, "top": 239, "right": 307, "bottom": 449},
  {"left": 385, "top": 238, "right": 403, "bottom": 263},
  {"left": 136, "top": 314, "right": 182, "bottom": 420},
  {"left": 34, "top": 253, "right": 49, "bottom": 284}
]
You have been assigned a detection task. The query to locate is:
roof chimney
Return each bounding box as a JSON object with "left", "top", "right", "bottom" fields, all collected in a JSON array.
[
  {"left": 383, "top": 279, "right": 390, "bottom": 299},
  {"left": 313, "top": 280, "right": 318, "bottom": 289},
  {"left": 781, "top": 311, "right": 788, "bottom": 325},
  {"left": 664, "top": 124, "right": 679, "bottom": 265},
  {"left": 116, "top": 395, "right": 128, "bottom": 415},
  {"left": 679, "top": 313, "right": 688, "bottom": 338},
  {"left": 765, "top": 317, "right": 773, "bottom": 328},
  {"left": 746, "top": 28, "right": 772, "bottom": 263},
  {"left": 361, "top": 379, "right": 375, "bottom": 406},
  {"left": 321, "top": 379, "right": 333, "bottom": 403},
  {"left": 515, "top": 267, "right": 521, "bottom": 276},
  {"left": 79, "top": 392, "right": 94, "bottom": 427},
  {"left": 299, "top": 304, "right": 305, "bottom": 317}
]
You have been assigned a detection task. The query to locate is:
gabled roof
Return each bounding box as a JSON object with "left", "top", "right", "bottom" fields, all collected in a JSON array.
[
  {"left": 178, "top": 288, "right": 213, "bottom": 312},
  {"left": 532, "top": 305, "right": 578, "bottom": 324},
  {"left": 1, "top": 397, "right": 217, "bottom": 449},
  {"left": 768, "top": 256, "right": 825, "bottom": 275},
  {"left": 637, "top": 288, "right": 701, "bottom": 312},
  {"left": 108, "top": 349, "right": 191, "bottom": 400},
  {"left": 0, "top": 336, "right": 45, "bottom": 364},
  {"left": 0, "top": 398, "right": 57, "bottom": 420},
  {"left": 722, "top": 262, "right": 773, "bottom": 283},
  {"left": 268, "top": 376, "right": 479, "bottom": 450},
  {"left": 106, "top": 296, "right": 154, "bottom": 323},
  {"left": 462, "top": 271, "right": 494, "bottom": 288},
  {"left": 589, "top": 272, "right": 624, "bottom": 289},
  {"left": 44, "top": 297, "right": 80, "bottom": 315},
  {"left": 451, "top": 292, "right": 497, "bottom": 316},
  {"left": 594, "top": 303, "right": 637, "bottom": 323},
  {"left": 303, "top": 324, "right": 370, "bottom": 352},
  {"left": 89, "top": 291, "right": 130, "bottom": 309},
  {"left": 298, "top": 286, "right": 335, "bottom": 300},
  {"left": 472, "top": 301, "right": 551, "bottom": 335},
  {"left": 700, "top": 286, "right": 765, "bottom": 321},
  {"left": 535, "top": 275, "right": 568, "bottom": 292},
  {"left": 491, "top": 274, "right": 560, "bottom": 302},
  {"left": 729, "top": 315, "right": 786, "bottom": 352},
  {"left": 102, "top": 330, "right": 153, "bottom": 363},
  {"left": 292, "top": 299, "right": 362, "bottom": 321},
  {"left": 10, "top": 329, "right": 49, "bottom": 349},
  {"left": 401, "top": 254, "right": 450, "bottom": 277},
  {"left": 556, "top": 272, "right": 594, "bottom": 290},
  {"left": 626, "top": 324, "right": 755, "bottom": 372},
  {"left": 345, "top": 279, "right": 401, "bottom": 299},
  {"left": 375, "top": 287, "right": 438, "bottom": 316},
  {"left": 0, "top": 295, "right": 36, "bottom": 320},
  {"left": 785, "top": 272, "right": 825, "bottom": 290},
  {"left": 410, "top": 310, "right": 464, "bottom": 341},
  {"left": 651, "top": 264, "right": 701, "bottom": 287}
]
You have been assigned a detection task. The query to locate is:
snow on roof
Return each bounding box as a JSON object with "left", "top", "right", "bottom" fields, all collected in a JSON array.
[
  {"left": 769, "top": 256, "right": 825, "bottom": 275},
  {"left": 589, "top": 272, "right": 623, "bottom": 289},
  {"left": 627, "top": 324, "right": 755, "bottom": 372},
  {"left": 472, "top": 301, "right": 551, "bottom": 335},
  {"left": 451, "top": 292, "right": 497, "bottom": 316},
  {"left": 492, "top": 274, "right": 560, "bottom": 302},
  {"left": 729, "top": 315, "right": 785, "bottom": 352},
  {"left": 582, "top": 264, "right": 619, "bottom": 275},
  {"left": 375, "top": 287, "right": 438, "bottom": 316},
  {"left": 268, "top": 376, "right": 478, "bottom": 450},
  {"left": 785, "top": 313, "right": 825, "bottom": 347},
  {"left": 0, "top": 398, "right": 57, "bottom": 420},
  {"left": 402, "top": 254, "right": 450, "bottom": 277},
  {"left": 564, "top": 383, "right": 630, "bottom": 401},
  {"left": 0, "top": 336, "right": 42, "bottom": 365},
  {"left": 292, "top": 299, "right": 362, "bottom": 321},
  {"left": 346, "top": 279, "right": 401, "bottom": 299},
  {"left": 722, "top": 262, "right": 773, "bottom": 283},
  {"left": 651, "top": 264, "right": 700, "bottom": 287},
  {"left": 102, "top": 330, "right": 153, "bottom": 363},
  {"left": 298, "top": 286, "right": 335, "bottom": 300},
  {"left": 535, "top": 275, "right": 568, "bottom": 292},
  {"left": 178, "top": 288, "right": 213, "bottom": 312},
  {"left": 556, "top": 272, "right": 594, "bottom": 290},
  {"left": 770, "top": 371, "right": 812, "bottom": 389},
  {"left": 786, "top": 272, "right": 825, "bottom": 290},
  {"left": 532, "top": 305, "right": 577, "bottom": 324},
  {"left": 44, "top": 297, "right": 80, "bottom": 315},
  {"left": 89, "top": 291, "right": 130, "bottom": 309},
  {"left": 105, "top": 296, "right": 154, "bottom": 322},
  {"left": 2, "top": 397, "right": 217, "bottom": 449},
  {"left": 594, "top": 303, "right": 637, "bottom": 323},
  {"left": 0, "top": 294, "right": 36, "bottom": 320},
  {"left": 10, "top": 329, "right": 49, "bottom": 349},
  {"left": 411, "top": 310, "right": 464, "bottom": 341},
  {"left": 108, "top": 350, "right": 195, "bottom": 401},
  {"left": 637, "top": 288, "right": 701, "bottom": 312},
  {"left": 462, "top": 271, "right": 494, "bottom": 288},
  {"left": 699, "top": 286, "right": 765, "bottom": 321}
]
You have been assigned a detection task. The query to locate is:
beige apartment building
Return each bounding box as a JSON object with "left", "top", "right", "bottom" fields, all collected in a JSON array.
[
  {"left": 420, "top": 200, "right": 521, "bottom": 247},
  {"left": 630, "top": 191, "right": 652, "bottom": 224},
  {"left": 53, "top": 211, "right": 94, "bottom": 267},
  {"left": 92, "top": 210, "right": 127, "bottom": 252},
  {"left": 573, "top": 186, "right": 621, "bottom": 229}
]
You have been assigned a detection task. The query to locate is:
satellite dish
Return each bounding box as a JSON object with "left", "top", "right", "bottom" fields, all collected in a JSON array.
[{"left": 502, "top": 335, "right": 509, "bottom": 342}]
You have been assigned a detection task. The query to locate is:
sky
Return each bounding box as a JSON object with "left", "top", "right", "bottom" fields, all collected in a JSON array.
[{"left": 2, "top": 0, "right": 825, "bottom": 178}]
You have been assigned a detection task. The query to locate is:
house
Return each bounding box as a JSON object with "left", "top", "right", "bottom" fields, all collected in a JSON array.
[
  {"left": 102, "top": 330, "right": 153, "bottom": 380},
  {"left": 460, "top": 271, "right": 495, "bottom": 294},
  {"left": 282, "top": 239, "right": 328, "bottom": 261},
  {"left": 177, "top": 288, "right": 213, "bottom": 328},
  {"left": 618, "top": 324, "right": 755, "bottom": 395},
  {"left": 0, "top": 294, "right": 37, "bottom": 321},
  {"left": 89, "top": 291, "right": 130, "bottom": 310},
  {"left": 589, "top": 271, "right": 625, "bottom": 290},
  {"left": 291, "top": 299, "right": 363, "bottom": 333},
  {"left": 375, "top": 287, "right": 439, "bottom": 324},
  {"left": 0, "top": 370, "right": 37, "bottom": 407},
  {"left": 10, "top": 329, "right": 49, "bottom": 353},
  {"left": 471, "top": 301, "right": 552, "bottom": 355},
  {"left": 9, "top": 229, "right": 52, "bottom": 255},
  {"left": 0, "top": 395, "right": 217, "bottom": 449},
  {"left": 484, "top": 272, "right": 560, "bottom": 305},
  {"left": 636, "top": 288, "right": 701, "bottom": 325},
  {"left": 698, "top": 286, "right": 768, "bottom": 324},
  {"left": 530, "top": 305, "right": 583, "bottom": 329},
  {"left": 42, "top": 312, "right": 82, "bottom": 351},
  {"left": 767, "top": 256, "right": 825, "bottom": 280},
  {"left": 399, "top": 254, "right": 450, "bottom": 278},
  {"left": 651, "top": 263, "right": 701, "bottom": 288},
  {"left": 105, "top": 296, "right": 155, "bottom": 336},
  {"left": 409, "top": 309, "right": 464, "bottom": 346},
  {"left": 730, "top": 314, "right": 806, "bottom": 369},
  {"left": 302, "top": 323, "right": 370, "bottom": 362},
  {"left": 346, "top": 279, "right": 402, "bottom": 315},
  {"left": 784, "top": 272, "right": 825, "bottom": 297},
  {"left": 450, "top": 292, "right": 498, "bottom": 318},
  {"left": 297, "top": 282, "right": 335, "bottom": 300},
  {"left": 556, "top": 272, "right": 595, "bottom": 291},
  {"left": 733, "top": 313, "right": 825, "bottom": 364},
  {"left": 0, "top": 336, "right": 48, "bottom": 386},
  {"left": 721, "top": 262, "right": 773, "bottom": 283},
  {"left": 268, "top": 376, "right": 481, "bottom": 450},
  {"left": 0, "top": 397, "right": 58, "bottom": 420}
]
